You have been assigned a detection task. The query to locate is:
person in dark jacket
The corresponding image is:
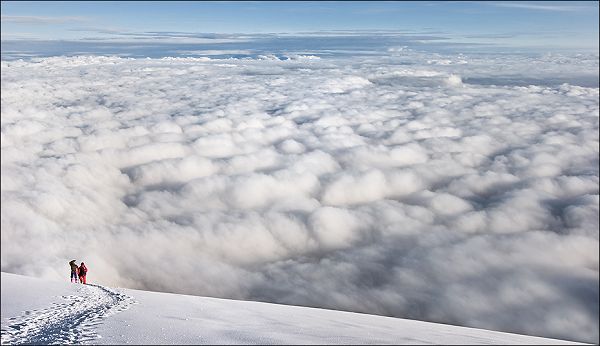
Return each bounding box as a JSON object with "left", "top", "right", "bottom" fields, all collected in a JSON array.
[
  {"left": 69, "top": 260, "right": 79, "bottom": 283},
  {"left": 78, "top": 262, "right": 88, "bottom": 284}
]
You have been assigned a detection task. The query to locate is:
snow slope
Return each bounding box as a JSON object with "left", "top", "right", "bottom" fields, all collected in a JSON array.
[{"left": 0, "top": 272, "right": 583, "bottom": 345}]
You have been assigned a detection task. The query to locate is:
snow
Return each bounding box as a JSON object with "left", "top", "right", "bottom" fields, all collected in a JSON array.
[{"left": 1, "top": 272, "right": 583, "bottom": 345}]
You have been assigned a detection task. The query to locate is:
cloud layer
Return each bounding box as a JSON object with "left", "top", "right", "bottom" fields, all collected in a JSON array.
[{"left": 1, "top": 52, "right": 598, "bottom": 343}]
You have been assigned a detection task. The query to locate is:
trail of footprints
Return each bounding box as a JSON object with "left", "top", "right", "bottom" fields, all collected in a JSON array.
[{"left": 1, "top": 284, "right": 135, "bottom": 345}]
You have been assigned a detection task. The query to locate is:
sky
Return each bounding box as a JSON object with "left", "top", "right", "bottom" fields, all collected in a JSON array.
[{"left": 1, "top": 1, "right": 599, "bottom": 52}]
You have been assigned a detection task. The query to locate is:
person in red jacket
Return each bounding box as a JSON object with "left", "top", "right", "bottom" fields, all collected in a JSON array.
[{"left": 78, "top": 262, "right": 88, "bottom": 284}]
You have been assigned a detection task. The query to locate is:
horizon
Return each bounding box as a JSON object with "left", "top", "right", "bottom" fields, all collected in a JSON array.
[{"left": 1, "top": 1, "right": 599, "bottom": 59}]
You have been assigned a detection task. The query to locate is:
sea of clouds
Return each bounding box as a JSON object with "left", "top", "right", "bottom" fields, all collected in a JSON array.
[{"left": 1, "top": 50, "right": 598, "bottom": 343}]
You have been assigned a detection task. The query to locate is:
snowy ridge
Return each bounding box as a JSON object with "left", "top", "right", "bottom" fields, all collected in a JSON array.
[{"left": 0, "top": 273, "right": 584, "bottom": 345}]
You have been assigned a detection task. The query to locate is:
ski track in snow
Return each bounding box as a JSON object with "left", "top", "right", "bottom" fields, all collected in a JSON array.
[{"left": 1, "top": 283, "right": 135, "bottom": 345}]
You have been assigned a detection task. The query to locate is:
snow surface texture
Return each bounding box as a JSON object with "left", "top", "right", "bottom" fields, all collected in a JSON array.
[
  {"left": 1, "top": 52, "right": 599, "bottom": 344},
  {"left": 1, "top": 273, "right": 134, "bottom": 344},
  {"left": 0, "top": 273, "right": 583, "bottom": 345}
]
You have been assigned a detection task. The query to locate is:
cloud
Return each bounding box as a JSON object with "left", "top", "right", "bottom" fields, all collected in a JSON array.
[
  {"left": 64, "top": 28, "right": 264, "bottom": 44},
  {"left": 1, "top": 51, "right": 598, "bottom": 344},
  {"left": 487, "top": 2, "right": 596, "bottom": 12},
  {"left": 1, "top": 30, "right": 493, "bottom": 61},
  {"left": 1, "top": 15, "right": 88, "bottom": 24},
  {"left": 174, "top": 50, "right": 254, "bottom": 56}
]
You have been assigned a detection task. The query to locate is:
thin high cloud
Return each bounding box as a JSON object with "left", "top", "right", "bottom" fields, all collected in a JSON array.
[
  {"left": 69, "top": 28, "right": 256, "bottom": 39},
  {"left": 63, "top": 28, "right": 260, "bottom": 43},
  {"left": 487, "top": 2, "right": 595, "bottom": 12},
  {"left": 1, "top": 15, "right": 88, "bottom": 24},
  {"left": 1, "top": 50, "right": 598, "bottom": 344},
  {"left": 69, "top": 28, "right": 451, "bottom": 41}
]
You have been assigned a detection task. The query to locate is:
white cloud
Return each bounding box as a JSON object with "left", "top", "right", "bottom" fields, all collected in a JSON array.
[
  {"left": 1, "top": 52, "right": 598, "bottom": 343},
  {"left": 488, "top": 2, "right": 595, "bottom": 12}
]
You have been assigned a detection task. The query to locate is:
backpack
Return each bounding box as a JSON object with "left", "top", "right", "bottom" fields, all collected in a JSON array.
[{"left": 80, "top": 266, "right": 87, "bottom": 275}]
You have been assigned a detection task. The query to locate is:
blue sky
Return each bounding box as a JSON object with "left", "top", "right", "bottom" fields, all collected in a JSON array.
[{"left": 1, "top": 1, "right": 598, "bottom": 52}]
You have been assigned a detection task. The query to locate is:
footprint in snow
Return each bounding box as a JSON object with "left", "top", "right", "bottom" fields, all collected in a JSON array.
[{"left": 1, "top": 284, "right": 135, "bottom": 345}]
